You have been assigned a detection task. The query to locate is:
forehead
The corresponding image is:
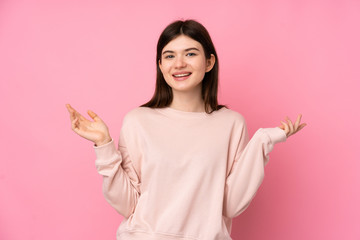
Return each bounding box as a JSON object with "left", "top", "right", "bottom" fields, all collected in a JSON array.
[{"left": 162, "top": 35, "right": 203, "bottom": 52}]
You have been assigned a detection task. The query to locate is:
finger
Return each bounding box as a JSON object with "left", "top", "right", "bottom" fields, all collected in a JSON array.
[
  {"left": 78, "top": 113, "right": 86, "bottom": 121},
  {"left": 70, "top": 108, "right": 86, "bottom": 122},
  {"left": 294, "top": 114, "right": 302, "bottom": 130},
  {"left": 66, "top": 104, "right": 75, "bottom": 115},
  {"left": 71, "top": 117, "right": 79, "bottom": 132},
  {"left": 67, "top": 107, "right": 75, "bottom": 120},
  {"left": 66, "top": 104, "right": 86, "bottom": 121},
  {"left": 66, "top": 104, "right": 82, "bottom": 121},
  {"left": 66, "top": 104, "right": 77, "bottom": 113},
  {"left": 68, "top": 109, "right": 78, "bottom": 122},
  {"left": 88, "top": 110, "right": 102, "bottom": 122},
  {"left": 286, "top": 116, "right": 294, "bottom": 134},
  {"left": 297, "top": 123, "right": 307, "bottom": 132}
]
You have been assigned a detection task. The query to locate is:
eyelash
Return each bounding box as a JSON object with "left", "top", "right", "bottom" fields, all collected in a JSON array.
[{"left": 164, "top": 53, "right": 197, "bottom": 59}]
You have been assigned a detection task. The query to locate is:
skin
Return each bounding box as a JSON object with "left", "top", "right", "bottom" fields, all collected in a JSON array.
[
  {"left": 279, "top": 114, "right": 307, "bottom": 138},
  {"left": 66, "top": 104, "right": 112, "bottom": 146},
  {"left": 159, "top": 35, "right": 215, "bottom": 112},
  {"left": 66, "top": 35, "right": 306, "bottom": 145}
]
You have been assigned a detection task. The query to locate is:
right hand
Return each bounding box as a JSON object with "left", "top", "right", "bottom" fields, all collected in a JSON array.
[
  {"left": 66, "top": 104, "right": 112, "bottom": 146},
  {"left": 278, "top": 114, "right": 306, "bottom": 138}
]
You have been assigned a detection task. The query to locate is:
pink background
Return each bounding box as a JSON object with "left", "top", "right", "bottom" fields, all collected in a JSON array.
[{"left": 1, "top": 0, "right": 359, "bottom": 239}]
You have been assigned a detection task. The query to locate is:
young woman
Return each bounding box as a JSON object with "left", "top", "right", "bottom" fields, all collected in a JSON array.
[{"left": 66, "top": 20, "right": 306, "bottom": 240}]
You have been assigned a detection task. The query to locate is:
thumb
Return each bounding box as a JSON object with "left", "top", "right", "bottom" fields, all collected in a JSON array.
[{"left": 87, "top": 110, "right": 101, "bottom": 122}]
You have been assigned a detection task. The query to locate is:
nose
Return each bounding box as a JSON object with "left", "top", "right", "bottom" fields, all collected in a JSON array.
[{"left": 174, "top": 56, "right": 186, "bottom": 68}]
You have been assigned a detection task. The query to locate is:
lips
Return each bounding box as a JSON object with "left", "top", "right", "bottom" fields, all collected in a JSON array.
[
  {"left": 172, "top": 72, "right": 192, "bottom": 81},
  {"left": 172, "top": 72, "right": 192, "bottom": 77}
]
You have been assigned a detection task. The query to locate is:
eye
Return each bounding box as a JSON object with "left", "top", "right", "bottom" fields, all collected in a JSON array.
[
  {"left": 186, "top": 52, "right": 197, "bottom": 57},
  {"left": 164, "top": 55, "right": 174, "bottom": 59}
]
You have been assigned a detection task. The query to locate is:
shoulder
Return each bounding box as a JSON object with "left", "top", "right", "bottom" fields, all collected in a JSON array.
[
  {"left": 124, "top": 106, "right": 153, "bottom": 118},
  {"left": 122, "top": 106, "right": 156, "bottom": 125},
  {"left": 216, "top": 106, "right": 247, "bottom": 125}
]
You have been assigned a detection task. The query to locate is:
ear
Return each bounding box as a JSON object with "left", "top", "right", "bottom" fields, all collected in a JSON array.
[
  {"left": 205, "top": 54, "right": 216, "bottom": 73},
  {"left": 158, "top": 59, "right": 163, "bottom": 72}
]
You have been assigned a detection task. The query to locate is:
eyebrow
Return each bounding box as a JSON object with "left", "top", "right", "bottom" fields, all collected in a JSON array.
[{"left": 162, "top": 47, "right": 200, "bottom": 55}]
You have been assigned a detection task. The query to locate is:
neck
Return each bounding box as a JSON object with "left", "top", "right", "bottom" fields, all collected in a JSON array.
[{"left": 170, "top": 87, "right": 205, "bottom": 112}]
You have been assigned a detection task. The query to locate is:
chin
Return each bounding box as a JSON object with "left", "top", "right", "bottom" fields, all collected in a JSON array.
[
  {"left": 172, "top": 84, "right": 202, "bottom": 93},
  {"left": 165, "top": 76, "right": 202, "bottom": 92}
]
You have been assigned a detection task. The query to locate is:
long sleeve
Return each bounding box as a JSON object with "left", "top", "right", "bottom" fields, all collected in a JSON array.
[
  {"left": 94, "top": 129, "right": 141, "bottom": 218},
  {"left": 223, "top": 125, "right": 287, "bottom": 219}
]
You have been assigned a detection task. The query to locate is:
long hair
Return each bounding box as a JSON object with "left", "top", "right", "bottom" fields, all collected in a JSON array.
[{"left": 140, "top": 19, "right": 226, "bottom": 114}]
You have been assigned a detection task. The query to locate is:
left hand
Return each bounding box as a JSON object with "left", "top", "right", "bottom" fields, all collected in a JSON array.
[{"left": 279, "top": 114, "right": 307, "bottom": 138}]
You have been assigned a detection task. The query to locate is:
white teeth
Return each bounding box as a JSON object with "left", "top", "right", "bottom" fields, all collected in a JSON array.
[{"left": 174, "top": 73, "right": 191, "bottom": 77}]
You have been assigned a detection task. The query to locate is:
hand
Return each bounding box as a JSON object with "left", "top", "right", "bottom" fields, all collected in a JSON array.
[
  {"left": 66, "top": 104, "right": 112, "bottom": 146},
  {"left": 279, "top": 114, "right": 307, "bottom": 138}
]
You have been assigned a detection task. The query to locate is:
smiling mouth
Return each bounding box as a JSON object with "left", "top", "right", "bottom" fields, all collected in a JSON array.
[{"left": 173, "top": 73, "right": 192, "bottom": 77}]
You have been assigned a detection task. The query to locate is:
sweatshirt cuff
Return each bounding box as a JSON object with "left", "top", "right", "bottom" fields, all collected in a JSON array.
[
  {"left": 261, "top": 127, "right": 287, "bottom": 144},
  {"left": 93, "top": 139, "right": 117, "bottom": 161}
]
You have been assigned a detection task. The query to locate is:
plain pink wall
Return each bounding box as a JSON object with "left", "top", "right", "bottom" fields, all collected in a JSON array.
[{"left": 1, "top": 0, "right": 359, "bottom": 239}]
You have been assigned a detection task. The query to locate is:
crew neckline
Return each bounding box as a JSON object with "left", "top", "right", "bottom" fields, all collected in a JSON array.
[{"left": 154, "top": 106, "right": 227, "bottom": 118}]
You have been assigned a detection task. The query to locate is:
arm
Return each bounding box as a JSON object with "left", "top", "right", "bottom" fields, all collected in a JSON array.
[
  {"left": 223, "top": 126, "right": 287, "bottom": 219},
  {"left": 94, "top": 131, "right": 141, "bottom": 218},
  {"left": 223, "top": 114, "right": 306, "bottom": 219},
  {"left": 66, "top": 104, "right": 141, "bottom": 218}
]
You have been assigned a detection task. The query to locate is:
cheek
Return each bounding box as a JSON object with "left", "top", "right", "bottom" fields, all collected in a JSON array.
[
  {"left": 160, "top": 64, "right": 172, "bottom": 82},
  {"left": 192, "top": 56, "right": 207, "bottom": 68},
  {"left": 192, "top": 60, "right": 207, "bottom": 73},
  {"left": 160, "top": 62, "right": 171, "bottom": 74}
]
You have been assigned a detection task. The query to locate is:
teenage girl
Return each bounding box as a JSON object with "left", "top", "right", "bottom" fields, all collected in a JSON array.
[{"left": 66, "top": 19, "right": 306, "bottom": 240}]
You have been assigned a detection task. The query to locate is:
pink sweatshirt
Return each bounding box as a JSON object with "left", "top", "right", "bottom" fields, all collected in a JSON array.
[{"left": 94, "top": 106, "right": 287, "bottom": 240}]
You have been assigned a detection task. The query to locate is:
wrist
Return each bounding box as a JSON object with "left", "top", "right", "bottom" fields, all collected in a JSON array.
[{"left": 95, "top": 137, "right": 112, "bottom": 147}]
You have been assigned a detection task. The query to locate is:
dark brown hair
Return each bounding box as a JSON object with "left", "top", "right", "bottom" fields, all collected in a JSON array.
[{"left": 140, "top": 19, "right": 226, "bottom": 113}]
